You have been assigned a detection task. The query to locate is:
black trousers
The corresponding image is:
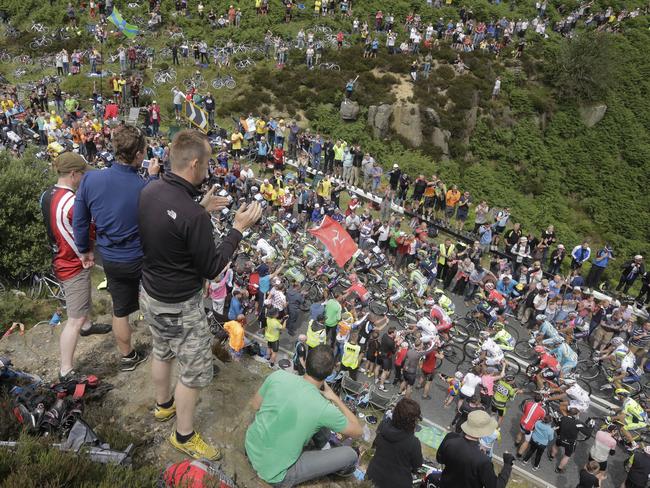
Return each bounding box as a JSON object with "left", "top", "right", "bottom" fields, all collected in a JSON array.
[{"left": 523, "top": 439, "right": 546, "bottom": 467}]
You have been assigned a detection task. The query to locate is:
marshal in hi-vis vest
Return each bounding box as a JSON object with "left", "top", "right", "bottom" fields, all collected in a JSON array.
[
  {"left": 341, "top": 342, "right": 361, "bottom": 369},
  {"left": 306, "top": 320, "right": 326, "bottom": 348}
]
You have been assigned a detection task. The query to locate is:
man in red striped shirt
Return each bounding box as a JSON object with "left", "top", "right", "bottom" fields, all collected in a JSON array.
[
  {"left": 41, "top": 153, "right": 111, "bottom": 381},
  {"left": 515, "top": 393, "right": 546, "bottom": 458}
]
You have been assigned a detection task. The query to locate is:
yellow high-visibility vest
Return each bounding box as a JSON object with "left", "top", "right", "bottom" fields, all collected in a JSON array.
[
  {"left": 437, "top": 243, "right": 455, "bottom": 265},
  {"left": 341, "top": 342, "right": 361, "bottom": 369},
  {"left": 306, "top": 320, "right": 326, "bottom": 348}
]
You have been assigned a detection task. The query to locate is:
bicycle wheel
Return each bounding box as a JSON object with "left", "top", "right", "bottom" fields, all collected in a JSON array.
[
  {"left": 514, "top": 340, "right": 536, "bottom": 360},
  {"left": 456, "top": 317, "right": 480, "bottom": 341},
  {"left": 331, "top": 64, "right": 341, "bottom": 71},
  {"left": 442, "top": 343, "right": 464, "bottom": 366},
  {"left": 212, "top": 79, "right": 222, "bottom": 89},
  {"left": 504, "top": 322, "right": 520, "bottom": 342},
  {"left": 235, "top": 62, "right": 246, "bottom": 71},
  {"left": 29, "top": 277, "right": 44, "bottom": 299},
  {"left": 575, "top": 360, "right": 600, "bottom": 381},
  {"left": 463, "top": 340, "right": 479, "bottom": 360},
  {"left": 451, "top": 321, "right": 470, "bottom": 343},
  {"left": 225, "top": 79, "right": 236, "bottom": 89},
  {"left": 369, "top": 300, "right": 388, "bottom": 315}
]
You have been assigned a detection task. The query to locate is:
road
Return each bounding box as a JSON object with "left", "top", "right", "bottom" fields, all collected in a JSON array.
[{"left": 242, "top": 286, "right": 635, "bottom": 488}]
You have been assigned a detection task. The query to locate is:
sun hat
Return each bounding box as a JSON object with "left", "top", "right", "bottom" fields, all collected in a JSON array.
[
  {"left": 461, "top": 410, "right": 498, "bottom": 438},
  {"left": 54, "top": 152, "right": 91, "bottom": 173}
]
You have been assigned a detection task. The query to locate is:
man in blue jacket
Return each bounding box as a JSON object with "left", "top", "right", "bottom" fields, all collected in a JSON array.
[{"left": 73, "top": 125, "right": 158, "bottom": 372}]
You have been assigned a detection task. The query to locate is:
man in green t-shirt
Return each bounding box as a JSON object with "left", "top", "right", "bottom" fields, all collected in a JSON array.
[
  {"left": 324, "top": 298, "right": 342, "bottom": 348},
  {"left": 245, "top": 345, "right": 362, "bottom": 486}
]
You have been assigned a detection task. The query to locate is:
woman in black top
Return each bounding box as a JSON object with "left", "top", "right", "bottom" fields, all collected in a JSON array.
[
  {"left": 576, "top": 460, "right": 601, "bottom": 488},
  {"left": 367, "top": 398, "right": 423, "bottom": 488}
]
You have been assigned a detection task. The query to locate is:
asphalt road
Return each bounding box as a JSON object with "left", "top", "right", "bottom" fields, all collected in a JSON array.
[{"left": 242, "top": 286, "right": 635, "bottom": 488}]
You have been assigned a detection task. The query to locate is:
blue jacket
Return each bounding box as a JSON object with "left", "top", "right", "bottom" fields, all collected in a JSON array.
[
  {"left": 531, "top": 420, "right": 554, "bottom": 446},
  {"left": 73, "top": 163, "right": 155, "bottom": 262}
]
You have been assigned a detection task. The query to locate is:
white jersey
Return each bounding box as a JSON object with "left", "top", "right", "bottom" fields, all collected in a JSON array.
[
  {"left": 621, "top": 352, "right": 637, "bottom": 372},
  {"left": 256, "top": 238, "right": 277, "bottom": 260},
  {"left": 566, "top": 384, "right": 590, "bottom": 412},
  {"left": 481, "top": 338, "right": 504, "bottom": 360},
  {"left": 416, "top": 317, "right": 438, "bottom": 341}
]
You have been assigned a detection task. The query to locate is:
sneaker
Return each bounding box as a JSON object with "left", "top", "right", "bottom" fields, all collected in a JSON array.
[
  {"left": 555, "top": 467, "right": 564, "bottom": 474},
  {"left": 154, "top": 402, "right": 176, "bottom": 422},
  {"left": 120, "top": 349, "right": 148, "bottom": 372},
  {"left": 532, "top": 465, "right": 540, "bottom": 471},
  {"left": 168, "top": 431, "right": 221, "bottom": 461},
  {"left": 80, "top": 322, "right": 112, "bottom": 336},
  {"left": 521, "top": 459, "right": 529, "bottom": 465},
  {"left": 378, "top": 385, "right": 386, "bottom": 391}
]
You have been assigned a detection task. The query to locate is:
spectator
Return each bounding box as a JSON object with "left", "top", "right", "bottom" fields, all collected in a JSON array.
[
  {"left": 292, "top": 334, "right": 308, "bottom": 375},
  {"left": 40, "top": 153, "right": 112, "bottom": 381},
  {"left": 571, "top": 241, "right": 591, "bottom": 270},
  {"left": 73, "top": 126, "right": 158, "bottom": 372},
  {"left": 577, "top": 460, "right": 604, "bottom": 488},
  {"left": 366, "top": 398, "right": 424, "bottom": 488},
  {"left": 585, "top": 244, "right": 614, "bottom": 288},
  {"left": 437, "top": 410, "right": 514, "bottom": 487},
  {"left": 549, "top": 408, "right": 591, "bottom": 473},
  {"left": 616, "top": 255, "right": 645, "bottom": 294},
  {"left": 622, "top": 446, "right": 650, "bottom": 488},
  {"left": 138, "top": 129, "right": 262, "bottom": 460},
  {"left": 245, "top": 345, "right": 362, "bottom": 486},
  {"left": 588, "top": 424, "right": 617, "bottom": 472},
  {"left": 223, "top": 314, "right": 247, "bottom": 361},
  {"left": 521, "top": 414, "right": 554, "bottom": 471}
]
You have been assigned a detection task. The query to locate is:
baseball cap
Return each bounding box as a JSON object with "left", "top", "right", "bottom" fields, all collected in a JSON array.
[{"left": 54, "top": 152, "right": 91, "bottom": 173}]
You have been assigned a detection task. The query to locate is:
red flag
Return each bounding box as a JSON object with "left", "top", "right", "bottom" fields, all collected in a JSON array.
[{"left": 309, "top": 216, "right": 358, "bottom": 267}]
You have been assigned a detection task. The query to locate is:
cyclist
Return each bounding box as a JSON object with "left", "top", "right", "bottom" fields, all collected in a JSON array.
[
  {"left": 474, "top": 296, "right": 499, "bottom": 328},
  {"left": 302, "top": 242, "right": 322, "bottom": 268},
  {"left": 549, "top": 337, "right": 578, "bottom": 374},
  {"left": 597, "top": 336, "right": 629, "bottom": 367},
  {"left": 531, "top": 345, "right": 561, "bottom": 390},
  {"left": 488, "top": 322, "right": 515, "bottom": 352},
  {"left": 342, "top": 274, "right": 369, "bottom": 305},
  {"left": 431, "top": 288, "right": 455, "bottom": 316},
  {"left": 604, "top": 347, "right": 643, "bottom": 392},
  {"left": 532, "top": 314, "right": 562, "bottom": 346},
  {"left": 484, "top": 282, "right": 507, "bottom": 311},
  {"left": 409, "top": 311, "right": 439, "bottom": 344},
  {"left": 252, "top": 233, "right": 277, "bottom": 262},
  {"left": 387, "top": 272, "right": 406, "bottom": 303},
  {"left": 271, "top": 220, "right": 292, "bottom": 249},
  {"left": 546, "top": 378, "right": 591, "bottom": 416},
  {"left": 408, "top": 263, "right": 429, "bottom": 298},
  {"left": 609, "top": 390, "right": 649, "bottom": 449},
  {"left": 476, "top": 330, "right": 505, "bottom": 368},
  {"left": 429, "top": 301, "right": 453, "bottom": 340}
]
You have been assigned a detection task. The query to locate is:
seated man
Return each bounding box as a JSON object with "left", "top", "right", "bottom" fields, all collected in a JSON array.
[{"left": 245, "top": 345, "right": 362, "bottom": 486}]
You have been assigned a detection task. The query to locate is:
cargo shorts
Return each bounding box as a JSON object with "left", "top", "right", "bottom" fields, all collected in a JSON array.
[{"left": 140, "top": 288, "right": 213, "bottom": 388}]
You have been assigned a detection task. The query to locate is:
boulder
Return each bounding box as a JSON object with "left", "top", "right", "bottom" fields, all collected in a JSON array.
[
  {"left": 367, "top": 103, "right": 393, "bottom": 139},
  {"left": 423, "top": 107, "right": 440, "bottom": 127},
  {"left": 391, "top": 102, "right": 422, "bottom": 146},
  {"left": 431, "top": 127, "right": 450, "bottom": 155},
  {"left": 579, "top": 103, "right": 607, "bottom": 128},
  {"left": 340, "top": 99, "right": 359, "bottom": 121}
]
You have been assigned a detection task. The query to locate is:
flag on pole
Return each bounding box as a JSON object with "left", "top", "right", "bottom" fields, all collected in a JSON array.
[
  {"left": 182, "top": 99, "right": 209, "bottom": 133},
  {"left": 108, "top": 8, "right": 139, "bottom": 38},
  {"left": 309, "top": 216, "right": 358, "bottom": 267}
]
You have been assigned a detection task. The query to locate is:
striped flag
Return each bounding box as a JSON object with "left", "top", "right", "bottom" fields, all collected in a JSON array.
[{"left": 108, "top": 8, "right": 139, "bottom": 39}]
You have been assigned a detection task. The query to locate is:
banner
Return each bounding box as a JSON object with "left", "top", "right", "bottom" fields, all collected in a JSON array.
[
  {"left": 108, "top": 8, "right": 139, "bottom": 39},
  {"left": 182, "top": 99, "right": 209, "bottom": 133},
  {"left": 309, "top": 216, "right": 358, "bottom": 267}
]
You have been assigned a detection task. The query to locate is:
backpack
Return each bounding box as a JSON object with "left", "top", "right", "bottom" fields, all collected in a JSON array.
[{"left": 161, "top": 458, "right": 236, "bottom": 488}]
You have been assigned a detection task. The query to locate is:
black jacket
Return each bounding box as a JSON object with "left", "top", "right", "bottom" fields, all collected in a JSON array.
[
  {"left": 366, "top": 417, "right": 423, "bottom": 488},
  {"left": 437, "top": 433, "right": 512, "bottom": 488},
  {"left": 139, "top": 173, "right": 242, "bottom": 303}
]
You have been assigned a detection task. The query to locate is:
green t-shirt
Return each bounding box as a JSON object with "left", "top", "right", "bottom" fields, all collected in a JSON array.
[
  {"left": 324, "top": 298, "right": 342, "bottom": 328},
  {"left": 265, "top": 317, "right": 283, "bottom": 342},
  {"left": 245, "top": 371, "right": 348, "bottom": 483}
]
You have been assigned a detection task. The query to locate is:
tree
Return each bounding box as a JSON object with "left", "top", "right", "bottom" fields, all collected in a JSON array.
[
  {"left": 549, "top": 31, "right": 618, "bottom": 102},
  {"left": 0, "top": 151, "right": 53, "bottom": 282}
]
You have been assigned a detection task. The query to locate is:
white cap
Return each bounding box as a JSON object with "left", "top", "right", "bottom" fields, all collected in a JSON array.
[
  {"left": 635, "top": 255, "right": 643, "bottom": 260},
  {"left": 263, "top": 179, "right": 269, "bottom": 183},
  {"left": 393, "top": 164, "right": 399, "bottom": 168}
]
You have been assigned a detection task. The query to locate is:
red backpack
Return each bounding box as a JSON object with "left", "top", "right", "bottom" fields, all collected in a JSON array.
[{"left": 161, "top": 458, "right": 236, "bottom": 488}]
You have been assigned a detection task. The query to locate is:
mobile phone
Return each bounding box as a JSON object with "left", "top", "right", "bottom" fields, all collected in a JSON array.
[{"left": 142, "top": 159, "right": 150, "bottom": 168}]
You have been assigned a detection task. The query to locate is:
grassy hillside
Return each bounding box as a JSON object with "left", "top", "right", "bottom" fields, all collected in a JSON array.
[{"left": 1, "top": 0, "right": 649, "bottom": 286}]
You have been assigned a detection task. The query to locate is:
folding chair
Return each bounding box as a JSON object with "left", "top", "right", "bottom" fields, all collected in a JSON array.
[
  {"left": 340, "top": 373, "right": 367, "bottom": 398},
  {"left": 366, "top": 386, "right": 399, "bottom": 416}
]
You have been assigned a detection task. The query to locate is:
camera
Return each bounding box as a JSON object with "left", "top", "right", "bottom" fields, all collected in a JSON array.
[{"left": 142, "top": 159, "right": 150, "bottom": 168}]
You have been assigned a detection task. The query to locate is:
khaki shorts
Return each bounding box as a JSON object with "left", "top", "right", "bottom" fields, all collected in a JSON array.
[
  {"left": 594, "top": 328, "right": 614, "bottom": 345},
  {"left": 61, "top": 268, "right": 92, "bottom": 319},
  {"left": 140, "top": 288, "right": 213, "bottom": 388}
]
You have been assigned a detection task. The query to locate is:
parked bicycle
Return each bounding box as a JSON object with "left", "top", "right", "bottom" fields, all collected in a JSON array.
[
  {"left": 235, "top": 58, "right": 256, "bottom": 71},
  {"left": 30, "top": 35, "right": 52, "bottom": 50},
  {"left": 319, "top": 62, "right": 341, "bottom": 71},
  {"left": 29, "top": 273, "right": 65, "bottom": 302},
  {"left": 211, "top": 75, "right": 236, "bottom": 90}
]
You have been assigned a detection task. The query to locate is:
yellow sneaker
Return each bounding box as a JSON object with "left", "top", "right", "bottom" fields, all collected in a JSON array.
[
  {"left": 154, "top": 402, "right": 176, "bottom": 422},
  {"left": 168, "top": 432, "right": 222, "bottom": 461}
]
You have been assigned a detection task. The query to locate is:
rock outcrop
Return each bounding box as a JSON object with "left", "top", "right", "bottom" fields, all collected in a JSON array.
[
  {"left": 340, "top": 99, "right": 359, "bottom": 120},
  {"left": 579, "top": 103, "right": 607, "bottom": 127}
]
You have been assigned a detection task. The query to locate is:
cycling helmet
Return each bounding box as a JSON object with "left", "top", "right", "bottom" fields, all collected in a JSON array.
[
  {"left": 611, "top": 337, "right": 625, "bottom": 346},
  {"left": 493, "top": 322, "right": 504, "bottom": 331},
  {"left": 250, "top": 233, "right": 260, "bottom": 241},
  {"left": 250, "top": 185, "right": 259, "bottom": 193},
  {"left": 535, "top": 314, "right": 547, "bottom": 322},
  {"left": 515, "top": 283, "right": 525, "bottom": 292},
  {"left": 534, "top": 345, "right": 546, "bottom": 354},
  {"left": 614, "top": 388, "right": 631, "bottom": 399},
  {"left": 505, "top": 375, "right": 515, "bottom": 383},
  {"left": 407, "top": 263, "right": 417, "bottom": 271},
  {"left": 424, "top": 297, "right": 436, "bottom": 307},
  {"left": 485, "top": 282, "right": 495, "bottom": 291},
  {"left": 479, "top": 330, "right": 490, "bottom": 339},
  {"left": 454, "top": 371, "right": 464, "bottom": 380}
]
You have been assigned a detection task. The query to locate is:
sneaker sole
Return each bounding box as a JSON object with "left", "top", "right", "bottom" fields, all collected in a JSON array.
[{"left": 154, "top": 412, "right": 176, "bottom": 422}]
